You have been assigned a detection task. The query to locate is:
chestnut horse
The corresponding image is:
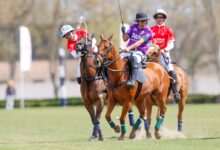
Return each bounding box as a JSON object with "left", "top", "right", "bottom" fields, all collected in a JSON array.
[
  {"left": 75, "top": 37, "right": 107, "bottom": 141},
  {"left": 97, "top": 34, "right": 171, "bottom": 140},
  {"left": 146, "top": 44, "right": 189, "bottom": 133}
]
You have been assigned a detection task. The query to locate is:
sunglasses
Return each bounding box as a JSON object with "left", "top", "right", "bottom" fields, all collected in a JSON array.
[{"left": 155, "top": 16, "right": 165, "bottom": 19}]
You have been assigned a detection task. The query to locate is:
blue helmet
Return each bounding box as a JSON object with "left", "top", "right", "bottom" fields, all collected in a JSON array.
[{"left": 60, "top": 24, "right": 75, "bottom": 37}]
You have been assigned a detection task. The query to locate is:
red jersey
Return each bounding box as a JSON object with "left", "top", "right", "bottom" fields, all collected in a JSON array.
[
  {"left": 150, "top": 24, "right": 175, "bottom": 49},
  {"left": 67, "top": 29, "right": 89, "bottom": 52}
]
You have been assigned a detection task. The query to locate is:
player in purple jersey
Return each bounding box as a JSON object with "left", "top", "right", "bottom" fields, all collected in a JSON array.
[{"left": 121, "top": 12, "right": 153, "bottom": 87}]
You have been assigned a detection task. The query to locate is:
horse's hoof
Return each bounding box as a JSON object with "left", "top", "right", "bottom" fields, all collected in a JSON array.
[
  {"left": 98, "top": 131, "right": 104, "bottom": 141},
  {"left": 118, "top": 135, "right": 125, "bottom": 140},
  {"left": 155, "top": 130, "right": 161, "bottom": 139},
  {"left": 114, "top": 125, "right": 120, "bottom": 133},
  {"left": 129, "top": 131, "right": 136, "bottom": 139},
  {"left": 146, "top": 131, "right": 152, "bottom": 138},
  {"left": 88, "top": 136, "right": 98, "bottom": 141},
  {"left": 98, "top": 136, "right": 104, "bottom": 141}
]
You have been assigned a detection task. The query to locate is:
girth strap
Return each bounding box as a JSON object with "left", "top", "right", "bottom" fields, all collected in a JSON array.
[{"left": 134, "top": 82, "right": 142, "bottom": 100}]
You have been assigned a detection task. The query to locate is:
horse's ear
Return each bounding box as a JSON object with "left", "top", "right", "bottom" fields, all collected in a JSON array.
[
  {"left": 108, "top": 34, "right": 113, "bottom": 41},
  {"left": 100, "top": 34, "right": 104, "bottom": 40}
]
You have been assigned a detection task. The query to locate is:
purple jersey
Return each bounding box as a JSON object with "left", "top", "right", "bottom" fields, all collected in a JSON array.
[{"left": 126, "top": 23, "right": 153, "bottom": 54}]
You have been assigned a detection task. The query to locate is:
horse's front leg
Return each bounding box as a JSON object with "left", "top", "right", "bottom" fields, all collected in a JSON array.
[
  {"left": 178, "top": 92, "right": 186, "bottom": 132},
  {"left": 94, "top": 92, "right": 106, "bottom": 141},
  {"left": 84, "top": 99, "right": 97, "bottom": 141},
  {"left": 105, "top": 98, "right": 120, "bottom": 133},
  {"left": 129, "top": 100, "right": 145, "bottom": 139},
  {"left": 119, "top": 101, "right": 133, "bottom": 140}
]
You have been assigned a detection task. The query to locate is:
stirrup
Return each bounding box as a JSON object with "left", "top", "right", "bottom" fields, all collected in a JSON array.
[{"left": 126, "top": 79, "right": 136, "bottom": 88}]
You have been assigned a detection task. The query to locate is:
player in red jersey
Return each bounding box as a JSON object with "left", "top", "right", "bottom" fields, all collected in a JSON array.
[
  {"left": 151, "top": 9, "right": 181, "bottom": 102},
  {"left": 60, "top": 24, "right": 98, "bottom": 84}
]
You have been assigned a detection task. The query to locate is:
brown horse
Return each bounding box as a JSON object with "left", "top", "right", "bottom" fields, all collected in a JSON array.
[
  {"left": 75, "top": 37, "right": 107, "bottom": 141},
  {"left": 97, "top": 34, "right": 171, "bottom": 140},
  {"left": 146, "top": 44, "right": 189, "bottom": 133}
]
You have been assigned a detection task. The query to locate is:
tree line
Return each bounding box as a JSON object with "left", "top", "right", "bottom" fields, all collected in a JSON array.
[{"left": 0, "top": 0, "right": 219, "bottom": 96}]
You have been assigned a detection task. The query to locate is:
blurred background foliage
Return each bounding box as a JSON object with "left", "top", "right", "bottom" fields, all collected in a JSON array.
[{"left": 0, "top": 0, "right": 219, "bottom": 82}]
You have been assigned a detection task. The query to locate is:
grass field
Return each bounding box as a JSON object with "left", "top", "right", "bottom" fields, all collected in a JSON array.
[{"left": 0, "top": 104, "right": 220, "bottom": 150}]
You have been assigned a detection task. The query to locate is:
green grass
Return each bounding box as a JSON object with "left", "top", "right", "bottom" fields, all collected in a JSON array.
[{"left": 0, "top": 104, "right": 220, "bottom": 150}]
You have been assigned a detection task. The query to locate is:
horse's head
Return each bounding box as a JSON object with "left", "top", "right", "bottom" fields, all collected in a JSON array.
[
  {"left": 76, "top": 36, "right": 93, "bottom": 56},
  {"left": 146, "top": 44, "right": 161, "bottom": 63},
  {"left": 97, "top": 34, "right": 115, "bottom": 62}
]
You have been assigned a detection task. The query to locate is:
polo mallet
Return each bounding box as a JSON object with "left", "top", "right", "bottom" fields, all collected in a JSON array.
[
  {"left": 118, "top": 0, "right": 124, "bottom": 26},
  {"left": 77, "top": 16, "right": 88, "bottom": 45}
]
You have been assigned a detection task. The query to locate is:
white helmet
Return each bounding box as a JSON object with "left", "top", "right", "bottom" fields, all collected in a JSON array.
[
  {"left": 153, "top": 9, "right": 167, "bottom": 19},
  {"left": 60, "top": 24, "right": 75, "bottom": 37}
]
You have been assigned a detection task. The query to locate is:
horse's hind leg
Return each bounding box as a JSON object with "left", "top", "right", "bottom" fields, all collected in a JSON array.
[
  {"left": 145, "top": 103, "right": 152, "bottom": 138},
  {"left": 129, "top": 100, "right": 145, "bottom": 139},
  {"left": 95, "top": 93, "right": 106, "bottom": 141},
  {"left": 177, "top": 90, "right": 186, "bottom": 132},
  {"left": 128, "top": 108, "right": 135, "bottom": 127},
  {"left": 154, "top": 95, "right": 167, "bottom": 139}
]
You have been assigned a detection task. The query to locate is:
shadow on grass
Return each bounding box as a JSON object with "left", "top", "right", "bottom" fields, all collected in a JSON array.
[
  {"left": 193, "top": 137, "right": 220, "bottom": 140},
  {"left": 0, "top": 136, "right": 120, "bottom": 145}
]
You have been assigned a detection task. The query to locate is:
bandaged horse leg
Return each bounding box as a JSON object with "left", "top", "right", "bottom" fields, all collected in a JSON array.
[
  {"left": 105, "top": 99, "right": 120, "bottom": 133},
  {"left": 118, "top": 101, "right": 133, "bottom": 140},
  {"left": 145, "top": 103, "right": 153, "bottom": 138},
  {"left": 92, "top": 120, "right": 100, "bottom": 138},
  {"left": 94, "top": 92, "right": 106, "bottom": 140},
  {"left": 177, "top": 93, "right": 185, "bottom": 132},
  {"left": 129, "top": 100, "right": 145, "bottom": 139},
  {"left": 84, "top": 101, "right": 97, "bottom": 140},
  {"left": 154, "top": 96, "right": 167, "bottom": 139},
  {"left": 128, "top": 108, "right": 135, "bottom": 126}
]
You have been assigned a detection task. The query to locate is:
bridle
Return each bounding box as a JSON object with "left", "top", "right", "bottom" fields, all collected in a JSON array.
[
  {"left": 97, "top": 40, "right": 128, "bottom": 88},
  {"left": 76, "top": 39, "right": 103, "bottom": 82}
]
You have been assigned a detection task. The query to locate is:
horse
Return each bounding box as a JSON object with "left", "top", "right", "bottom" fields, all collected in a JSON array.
[
  {"left": 97, "top": 34, "right": 171, "bottom": 140},
  {"left": 146, "top": 44, "right": 189, "bottom": 133},
  {"left": 75, "top": 36, "right": 107, "bottom": 141}
]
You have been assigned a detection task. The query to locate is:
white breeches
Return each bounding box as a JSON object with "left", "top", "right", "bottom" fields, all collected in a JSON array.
[
  {"left": 77, "top": 58, "right": 81, "bottom": 78},
  {"left": 160, "top": 52, "right": 174, "bottom": 72},
  {"left": 120, "top": 51, "right": 144, "bottom": 63}
]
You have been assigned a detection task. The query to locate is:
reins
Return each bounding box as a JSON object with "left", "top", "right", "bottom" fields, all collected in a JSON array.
[{"left": 97, "top": 40, "right": 128, "bottom": 88}]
